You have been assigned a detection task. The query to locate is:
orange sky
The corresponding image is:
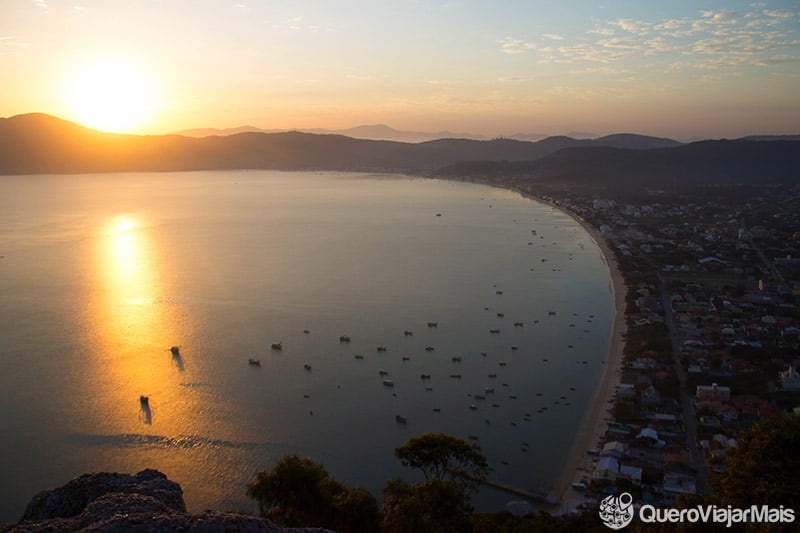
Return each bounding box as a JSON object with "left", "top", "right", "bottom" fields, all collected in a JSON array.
[{"left": 2, "top": 1, "right": 799, "bottom": 139}]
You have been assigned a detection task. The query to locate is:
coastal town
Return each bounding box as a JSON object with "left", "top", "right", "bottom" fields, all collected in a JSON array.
[{"left": 499, "top": 180, "right": 800, "bottom": 516}]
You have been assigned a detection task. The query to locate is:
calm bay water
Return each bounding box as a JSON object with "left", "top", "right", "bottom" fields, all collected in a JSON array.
[{"left": 0, "top": 171, "right": 613, "bottom": 521}]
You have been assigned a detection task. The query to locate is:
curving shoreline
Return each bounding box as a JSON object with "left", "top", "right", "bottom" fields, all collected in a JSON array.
[
  {"left": 550, "top": 208, "right": 627, "bottom": 514},
  {"left": 505, "top": 187, "right": 627, "bottom": 513}
]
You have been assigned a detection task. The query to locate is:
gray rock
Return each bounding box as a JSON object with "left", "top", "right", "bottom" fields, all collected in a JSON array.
[
  {"left": 20, "top": 469, "right": 185, "bottom": 521},
  {"left": 4, "top": 469, "right": 332, "bottom": 533}
]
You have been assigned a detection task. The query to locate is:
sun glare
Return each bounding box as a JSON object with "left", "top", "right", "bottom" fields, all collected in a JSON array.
[{"left": 65, "top": 59, "right": 157, "bottom": 133}]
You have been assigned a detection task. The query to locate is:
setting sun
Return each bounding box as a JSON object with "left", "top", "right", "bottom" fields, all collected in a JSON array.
[{"left": 64, "top": 59, "right": 157, "bottom": 133}]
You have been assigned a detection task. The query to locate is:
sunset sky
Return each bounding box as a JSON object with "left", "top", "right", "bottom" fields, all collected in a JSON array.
[{"left": 1, "top": 1, "right": 799, "bottom": 139}]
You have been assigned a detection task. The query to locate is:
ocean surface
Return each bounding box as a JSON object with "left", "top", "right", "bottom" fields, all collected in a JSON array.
[{"left": 0, "top": 171, "right": 614, "bottom": 521}]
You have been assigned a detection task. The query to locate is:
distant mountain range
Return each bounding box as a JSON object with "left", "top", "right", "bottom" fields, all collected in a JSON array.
[
  {"left": 175, "top": 123, "right": 691, "bottom": 144},
  {"left": 175, "top": 123, "right": 496, "bottom": 143},
  {"left": 1, "top": 113, "right": 798, "bottom": 189},
  {"left": 436, "top": 141, "right": 800, "bottom": 189}
]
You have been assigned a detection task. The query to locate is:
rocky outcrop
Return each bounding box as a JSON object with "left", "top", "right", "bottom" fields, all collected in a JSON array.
[{"left": 3, "top": 469, "right": 331, "bottom": 532}]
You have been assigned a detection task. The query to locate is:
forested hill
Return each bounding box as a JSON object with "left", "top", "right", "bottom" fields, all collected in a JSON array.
[
  {"left": 2, "top": 114, "right": 798, "bottom": 189},
  {"left": 435, "top": 140, "right": 800, "bottom": 189},
  {"left": 1, "top": 113, "right": 676, "bottom": 175}
]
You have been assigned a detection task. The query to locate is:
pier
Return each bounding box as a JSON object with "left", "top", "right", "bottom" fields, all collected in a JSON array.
[
  {"left": 476, "top": 478, "right": 558, "bottom": 505},
  {"left": 450, "top": 469, "right": 558, "bottom": 505}
]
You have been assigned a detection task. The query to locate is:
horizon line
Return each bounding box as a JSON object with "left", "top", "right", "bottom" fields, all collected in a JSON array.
[{"left": 4, "top": 111, "right": 800, "bottom": 143}]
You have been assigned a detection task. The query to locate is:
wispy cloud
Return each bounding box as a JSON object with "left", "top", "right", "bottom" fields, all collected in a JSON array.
[
  {"left": 500, "top": 37, "right": 536, "bottom": 54},
  {"left": 584, "top": 66, "right": 632, "bottom": 74},
  {"left": 644, "top": 36, "right": 679, "bottom": 54},
  {"left": 598, "top": 37, "right": 640, "bottom": 49},
  {"left": 557, "top": 43, "right": 637, "bottom": 64},
  {"left": 508, "top": 5, "right": 800, "bottom": 75},
  {"left": 542, "top": 33, "right": 564, "bottom": 41},
  {"left": 498, "top": 74, "right": 536, "bottom": 82},
  {"left": 267, "top": 13, "right": 332, "bottom": 33},
  {"left": 0, "top": 35, "right": 31, "bottom": 55},
  {"left": 701, "top": 10, "right": 738, "bottom": 25},
  {"left": 588, "top": 27, "right": 615, "bottom": 36},
  {"left": 763, "top": 9, "right": 793, "bottom": 20},
  {"left": 751, "top": 54, "right": 800, "bottom": 66},
  {"left": 614, "top": 18, "right": 650, "bottom": 35}
]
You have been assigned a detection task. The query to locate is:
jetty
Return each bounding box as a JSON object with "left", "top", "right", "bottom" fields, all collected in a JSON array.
[
  {"left": 478, "top": 478, "right": 556, "bottom": 505},
  {"left": 448, "top": 469, "right": 558, "bottom": 505}
]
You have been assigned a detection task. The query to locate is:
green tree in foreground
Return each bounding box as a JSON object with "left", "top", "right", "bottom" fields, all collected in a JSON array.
[
  {"left": 381, "top": 477, "right": 472, "bottom": 533},
  {"left": 662, "top": 414, "right": 800, "bottom": 533},
  {"left": 712, "top": 413, "right": 800, "bottom": 509},
  {"left": 395, "top": 432, "right": 489, "bottom": 493},
  {"left": 247, "top": 453, "right": 378, "bottom": 532},
  {"left": 379, "top": 433, "right": 489, "bottom": 532}
]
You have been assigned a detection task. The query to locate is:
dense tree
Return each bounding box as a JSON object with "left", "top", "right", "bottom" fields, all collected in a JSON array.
[
  {"left": 712, "top": 413, "right": 800, "bottom": 509},
  {"left": 394, "top": 432, "right": 488, "bottom": 492},
  {"left": 247, "top": 453, "right": 378, "bottom": 532},
  {"left": 379, "top": 433, "right": 489, "bottom": 531},
  {"left": 331, "top": 486, "right": 380, "bottom": 533},
  {"left": 381, "top": 477, "right": 472, "bottom": 533}
]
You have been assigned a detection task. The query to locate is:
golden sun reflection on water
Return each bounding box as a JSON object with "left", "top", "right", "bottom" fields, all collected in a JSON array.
[{"left": 87, "top": 215, "right": 180, "bottom": 434}]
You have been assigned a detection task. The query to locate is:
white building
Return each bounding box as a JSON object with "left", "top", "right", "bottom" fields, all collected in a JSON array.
[{"left": 779, "top": 366, "right": 800, "bottom": 391}]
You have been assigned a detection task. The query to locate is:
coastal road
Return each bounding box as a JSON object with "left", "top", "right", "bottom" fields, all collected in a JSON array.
[
  {"left": 658, "top": 276, "right": 709, "bottom": 495},
  {"left": 751, "top": 241, "right": 789, "bottom": 292}
]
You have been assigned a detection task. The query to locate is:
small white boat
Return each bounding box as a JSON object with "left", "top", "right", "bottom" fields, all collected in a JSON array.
[
  {"left": 469, "top": 404, "right": 477, "bottom": 410},
  {"left": 248, "top": 358, "right": 261, "bottom": 366},
  {"left": 382, "top": 379, "right": 394, "bottom": 387},
  {"left": 395, "top": 414, "right": 408, "bottom": 423},
  {"left": 376, "top": 345, "right": 387, "bottom": 352}
]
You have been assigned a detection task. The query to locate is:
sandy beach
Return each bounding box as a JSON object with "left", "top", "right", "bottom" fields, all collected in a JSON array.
[{"left": 549, "top": 207, "right": 628, "bottom": 514}]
